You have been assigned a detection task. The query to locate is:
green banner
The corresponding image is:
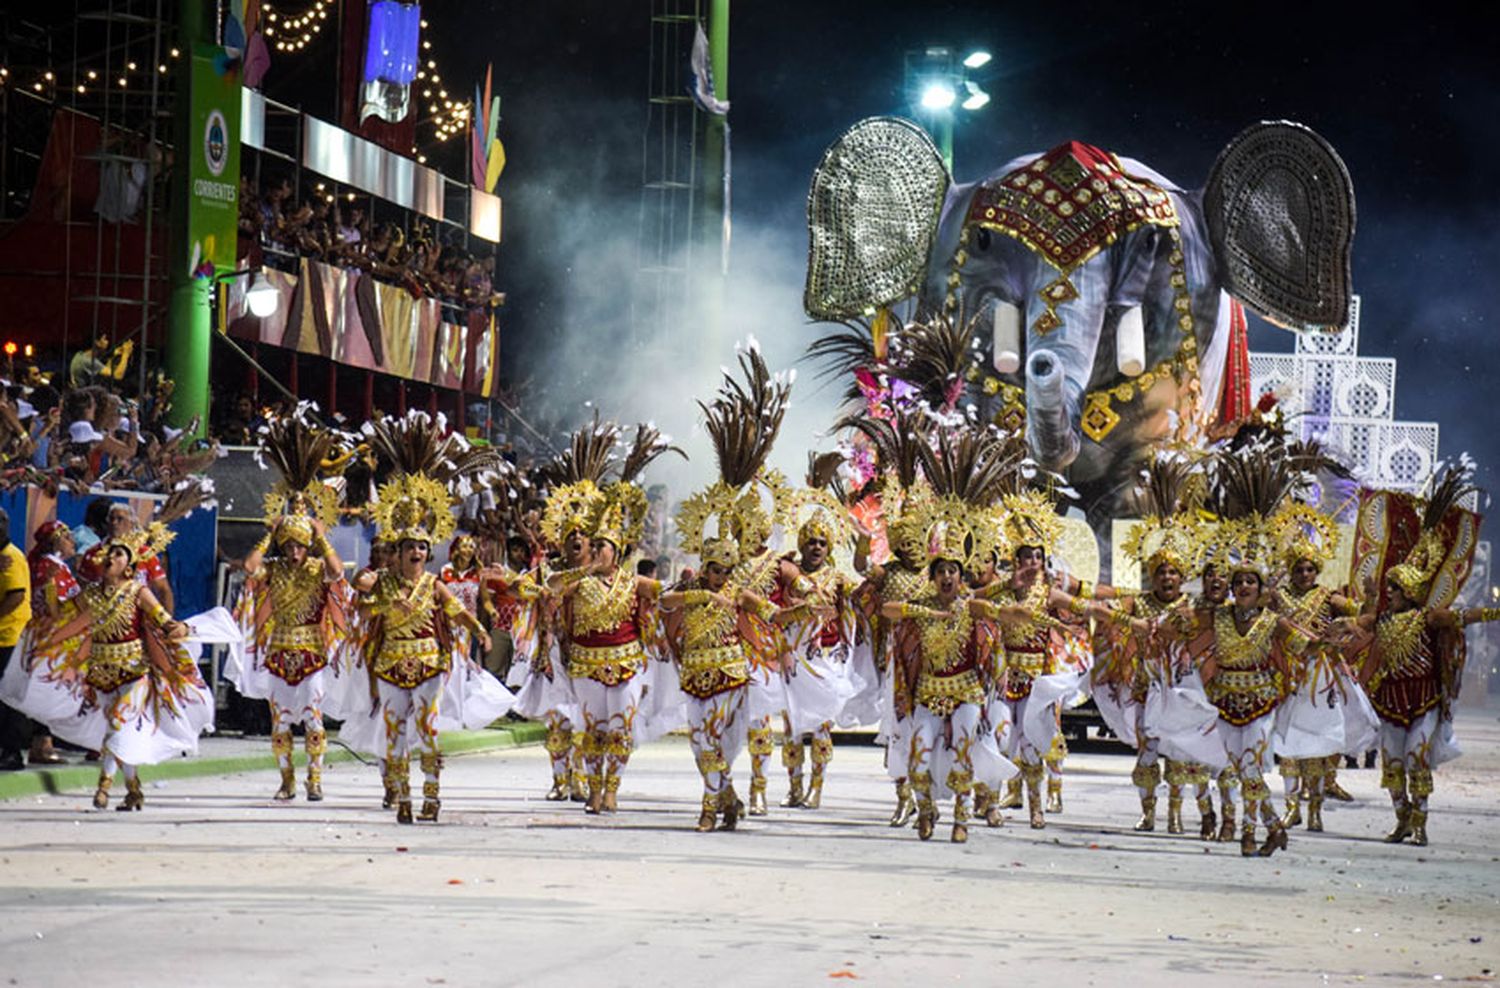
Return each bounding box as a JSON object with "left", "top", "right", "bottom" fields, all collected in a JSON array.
[{"left": 188, "top": 44, "right": 241, "bottom": 277}]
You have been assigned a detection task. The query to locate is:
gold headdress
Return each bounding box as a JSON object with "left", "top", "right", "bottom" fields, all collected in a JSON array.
[
  {"left": 105, "top": 521, "right": 175, "bottom": 564},
  {"left": 259, "top": 406, "right": 342, "bottom": 543},
  {"left": 678, "top": 343, "right": 792, "bottom": 566},
  {"left": 1386, "top": 462, "right": 1480, "bottom": 604},
  {"left": 540, "top": 414, "right": 618, "bottom": 548},
  {"left": 1208, "top": 440, "right": 1306, "bottom": 579},
  {"left": 363, "top": 410, "right": 484, "bottom": 546},
  {"left": 372, "top": 473, "right": 455, "bottom": 545},
  {"left": 791, "top": 450, "right": 853, "bottom": 554},
  {"left": 1000, "top": 490, "right": 1064, "bottom": 557},
  {"left": 1122, "top": 451, "right": 1206, "bottom": 577},
  {"left": 911, "top": 427, "right": 1019, "bottom": 568},
  {"left": 593, "top": 422, "right": 685, "bottom": 550},
  {"left": 1272, "top": 501, "right": 1339, "bottom": 572}
]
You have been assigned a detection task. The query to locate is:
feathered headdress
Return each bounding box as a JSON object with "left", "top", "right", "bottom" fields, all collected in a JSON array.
[
  {"left": 1387, "top": 461, "right": 1481, "bottom": 603},
  {"left": 909, "top": 428, "right": 1016, "bottom": 568},
  {"left": 679, "top": 343, "right": 790, "bottom": 565},
  {"left": 1208, "top": 439, "right": 1306, "bottom": 578},
  {"left": 592, "top": 422, "right": 685, "bottom": 550},
  {"left": 362, "top": 410, "right": 485, "bottom": 546},
  {"left": 1122, "top": 451, "right": 1206, "bottom": 576},
  {"left": 260, "top": 404, "right": 343, "bottom": 543}
]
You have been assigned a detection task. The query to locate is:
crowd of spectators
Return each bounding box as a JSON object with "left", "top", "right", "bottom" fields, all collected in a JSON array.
[
  {"left": 237, "top": 175, "right": 501, "bottom": 310},
  {"left": 0, "top": 335, "right": 218, "bottom": 496}
]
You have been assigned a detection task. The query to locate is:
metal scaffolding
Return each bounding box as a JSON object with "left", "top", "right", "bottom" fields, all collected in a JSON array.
[{"left": 634, "top": 0, "right": 701, "bottom": 346}]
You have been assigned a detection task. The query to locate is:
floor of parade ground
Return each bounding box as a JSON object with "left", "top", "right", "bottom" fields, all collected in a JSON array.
[{"left": 3, "top": 713, "right": 1499, "bottom": 987}]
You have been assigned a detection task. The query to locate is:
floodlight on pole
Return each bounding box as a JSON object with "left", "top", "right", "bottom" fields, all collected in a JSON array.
[
  {"left": 919, "top": 81, "right": 956, "bottom": 110},
  {"left": 962, "top": 81, "right": 990, "bottom": 111},
  {"left": 246, "top": 271, "right": 280, "bottom": 318},
  {"left": 962, "top": 50, "right": 992, "bottom": 69}
]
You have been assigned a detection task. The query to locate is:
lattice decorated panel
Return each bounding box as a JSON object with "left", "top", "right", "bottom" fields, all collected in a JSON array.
[
  {"left": 1248, "top": 353, "right": 1306, "bottom": 418},
  {"left": 1295, "top": 294, "right": 1361, "bottom": 356},
  {"left": 1316, "top": 417, "right": 1439, "bottom": 491},
  {"left": 1300, "top": 356, "right": 1397, "bottom": 421}
]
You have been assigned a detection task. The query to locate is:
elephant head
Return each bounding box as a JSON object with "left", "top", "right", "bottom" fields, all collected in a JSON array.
[{"left": 804, "top": 117, "right": 1355, "bottom": 523}]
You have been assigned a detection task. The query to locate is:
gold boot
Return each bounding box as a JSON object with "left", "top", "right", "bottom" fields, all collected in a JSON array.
[
  {"left": 997, "top": 777, "right": 1022, "bottom": 809},
  {"left": 92, "top": 773, "right": 112, "bottom": 810},
  {"left": 304, "top": 729, "right": 327, "bottom": 802},
  {"left": 1027, "top": 778, "right": 1045, "bottom": 830},
  {"left": 1258, "top": 820, "right": 1289, "bottom": 857},
  {"left": 569, "top": 770, "right": 589, "bottom": 803},
  {"left": 602, "top": 775, "right": 620, "bottom": 814},
  {"left": 1281, "top": 794, "right": 1302, "bottom": 829},
  {"left": 1134, "top": 795, "right": 1157, "bottom": 832},
  {"left": 116, "top": 776, "right": 143, "bottom": 812},
  {"left": 396, "top": 800, "right": 414, "bottom": 824},
  {"left": 917, "top": 807, "right": 936, "bottom": 841},
  {"left": 545, "top": 774, "right": 569, "bottom": 801},
  {"left": 381, "top": 779, "right": 397, "bottom": 810},
  {"left": 803, "top": 775, "right": 824, "bottom": 810},
  {"left": 417, "top": 767, "right": 440, "bottom": 822},
  {"left": 1240, "top": 821, "right": 1258, "bottom": 857},
  {"left": 1166, "top": 795, "right": 1184, "bottom": 835},
  {"left": 696, "top": 794, "right": 717, "bottom": 832},
  {"left": 274, "top": 765, "right": 297, "bottom": 802},
  {"left": 305, "top": 765, "right": 323, "bottom": 803},
  {"left": 1306, "top": 796, "right": 1324, "bottom": 832},
  {"left": 748, "top": 777, "right": 768, "bottom": 816},
  {"left": 891, "top": 780, "right": 916, "bottom": 827},
  {"left": 1046, "top": 778, "right": 1063, "bottom": 814},
  {"left": 1198, "top": 796, "right": 1217, "bottom": 841},
  {"left": 1216, "top": 799, "right": 1237, "bottom": 843},
  {"left": 781, "top": 776, "right": 805, "bottom": 808},
  {"left": 584, "top": 774, "right": 605, "bottom": 815},
  {"left": 1384, "top": 802, "right": 1413, "bottom": 843},
  {"left": 719, "top": 788, "right": 743, "bottom": 831},
  {"left": 1409, "top": 809, "right": 1429, "bottom": 846}
]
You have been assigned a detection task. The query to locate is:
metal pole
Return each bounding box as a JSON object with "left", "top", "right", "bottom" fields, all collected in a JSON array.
[
  {"left": 164, "top": 0, "right": 210, "bottom": 436},
  {"left": 138, "top": 0, "right": 163, "bottom": 405}
]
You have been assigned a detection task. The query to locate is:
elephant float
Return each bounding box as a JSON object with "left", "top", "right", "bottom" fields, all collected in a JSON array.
[{"left": 803, "top": 118, "right": 1355, "bottom": 537}]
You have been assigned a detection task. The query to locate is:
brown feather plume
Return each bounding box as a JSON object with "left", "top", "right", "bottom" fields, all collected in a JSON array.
[
  {"left": 619, "top": 422, "right": 687, "bottom": 484},
  {"left": 701, "top": 345, "right": 790, "bottom": 488},
  {"left": 262, "top": 408, "right": 338, "bottom": 491},
  {"left": 363, "top": 410, "right": 500, "bottom": 489},
  {"left": 916, "top": 428, "right": 1023, "bottom": 507},
  {"left": 840, "top": 408, "right": 928, "bottom": 490},
  {"left": 540, "top": 411, "right": 619, "bottom": 488}
]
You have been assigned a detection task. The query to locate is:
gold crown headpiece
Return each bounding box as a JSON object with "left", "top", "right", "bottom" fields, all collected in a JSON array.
[
  {"left": 591, "top": 482, "right": 651, "bottom": 549},
  {"left": 1122, "top": 514, "right": 1201, "bottom": 576},
  {"left": 105, "top": 521, "right": 175, "bottom": 564},
  {"left": 911, "top": 494, "right": 1005, "bottom": 570},
  {"left": 1219, "top": 513, "right": 1276, "bottom": 580},
  {"left": 540, "top": 480, "right": 605, "bottom": 547},
  {"left": 1272, "top": 502, "right": 1338, "bottom": 572},
  {"left": 790, "top": 487, "right": 852, "bottom": 553},
  {"left": 676, "top": 481, "right": 768, "bottom": 571},
  {"left": 1000, "top": 490, "right": 1063, "bottom": 557},
  {"left": 275, "top": 514, "right": 315, "bottom": 549},
  {"left": 372, "top": 473, "right": 456, "bottom": 545}
]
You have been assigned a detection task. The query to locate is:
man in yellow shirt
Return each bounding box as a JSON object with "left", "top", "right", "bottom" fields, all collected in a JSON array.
[{"left": 0, "top": 506, "right": 35, "bottom": 771}]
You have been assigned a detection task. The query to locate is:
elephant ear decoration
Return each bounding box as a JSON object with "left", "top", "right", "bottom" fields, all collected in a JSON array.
[
  {"left": 1204, "top": 121, "right": 1356, "bottom": 333},
  {"left": 804, "top": 117, "right": 949, "bottom": 320}
]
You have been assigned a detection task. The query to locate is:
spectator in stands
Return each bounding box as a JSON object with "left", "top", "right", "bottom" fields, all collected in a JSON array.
[
  {"left": 0, "top": 506, "right": 34, "bottom": 772},
  {"left": 69, "top": 334, "right": 115, "bottom": 388}
]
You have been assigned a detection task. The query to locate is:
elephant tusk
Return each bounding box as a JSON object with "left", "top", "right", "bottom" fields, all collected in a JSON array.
[
  {"left": 992, "top": 300, "right": 1023, "bottom": 375},
  {"left": 1116, "top": 306, "right": 1145, "bottom": 378}
]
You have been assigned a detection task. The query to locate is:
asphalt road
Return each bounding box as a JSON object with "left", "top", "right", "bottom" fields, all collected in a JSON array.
[{"left": 3, "top": 711, "right": 1499, "bottom": 987}]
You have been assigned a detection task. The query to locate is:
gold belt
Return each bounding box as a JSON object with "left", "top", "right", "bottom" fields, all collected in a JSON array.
[
  {"left": 269, "top": 624, "right": 322, "bottom": 650},
  {"left": 568, "top": 641, "right": 646, "bottom": 684},
  {"left": 92, "top": 640, "right": 144, "bottom": 663},
  {"left": 375, "top": 636, "right": 443, "bottom": 671}
]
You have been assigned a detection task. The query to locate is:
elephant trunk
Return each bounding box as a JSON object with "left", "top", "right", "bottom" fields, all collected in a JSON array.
[{"left": 1026, "top": 349, "right": 1081, "bottom": 470}]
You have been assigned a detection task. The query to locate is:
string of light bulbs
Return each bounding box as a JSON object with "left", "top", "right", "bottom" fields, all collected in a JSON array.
[
  {"left": 262, "top": 0, "right": 333, "bottom": 54},
  {"left": 0, "top": 46, "right": 182, "bottom": 98}
]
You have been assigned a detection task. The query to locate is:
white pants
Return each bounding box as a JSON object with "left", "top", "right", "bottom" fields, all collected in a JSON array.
[
  {"left": 909, "top": 703, "right": 982, "bottom": 807},
  {"left": 1218, "top": 714, "right": 1275, "bottom": 818},
  {"left": 687, "top": 688, "right": 747, "bottom": 801},
  {"left": 1379, "top": 708, "right": 1440, "bottom": 809}
]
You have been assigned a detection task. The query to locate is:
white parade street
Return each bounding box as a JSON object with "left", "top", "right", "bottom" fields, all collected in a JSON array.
[{"left": 3, "top": 711, "right": 1499, "bottom": 987}]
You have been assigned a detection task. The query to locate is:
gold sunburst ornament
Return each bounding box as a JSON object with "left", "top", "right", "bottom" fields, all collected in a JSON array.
[
  {"left": 541, "top": 480, "right": 605, "bottom": 548},
  {"left": 676, "top": 481, "right": 766, "bottom": 562},
  {"left": 372, "top": 473, "right": 456, "bottom": 545},
  {"left": 788, "top": 486, "right": 853, "bottom": 553},
  {"left": 262, "top": 481, "right": 340, "bottom": 543},
  {"left": 1272, "top": 502, "right": 1339, "bottom": 571},
  {"left": 1000, "top": 490, "right": 1064, "bottom": 557}
]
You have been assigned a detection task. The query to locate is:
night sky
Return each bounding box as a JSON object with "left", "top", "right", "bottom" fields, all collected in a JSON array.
[{"left": 369, "top": 3, "right": 1500, "bottom": 493}]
